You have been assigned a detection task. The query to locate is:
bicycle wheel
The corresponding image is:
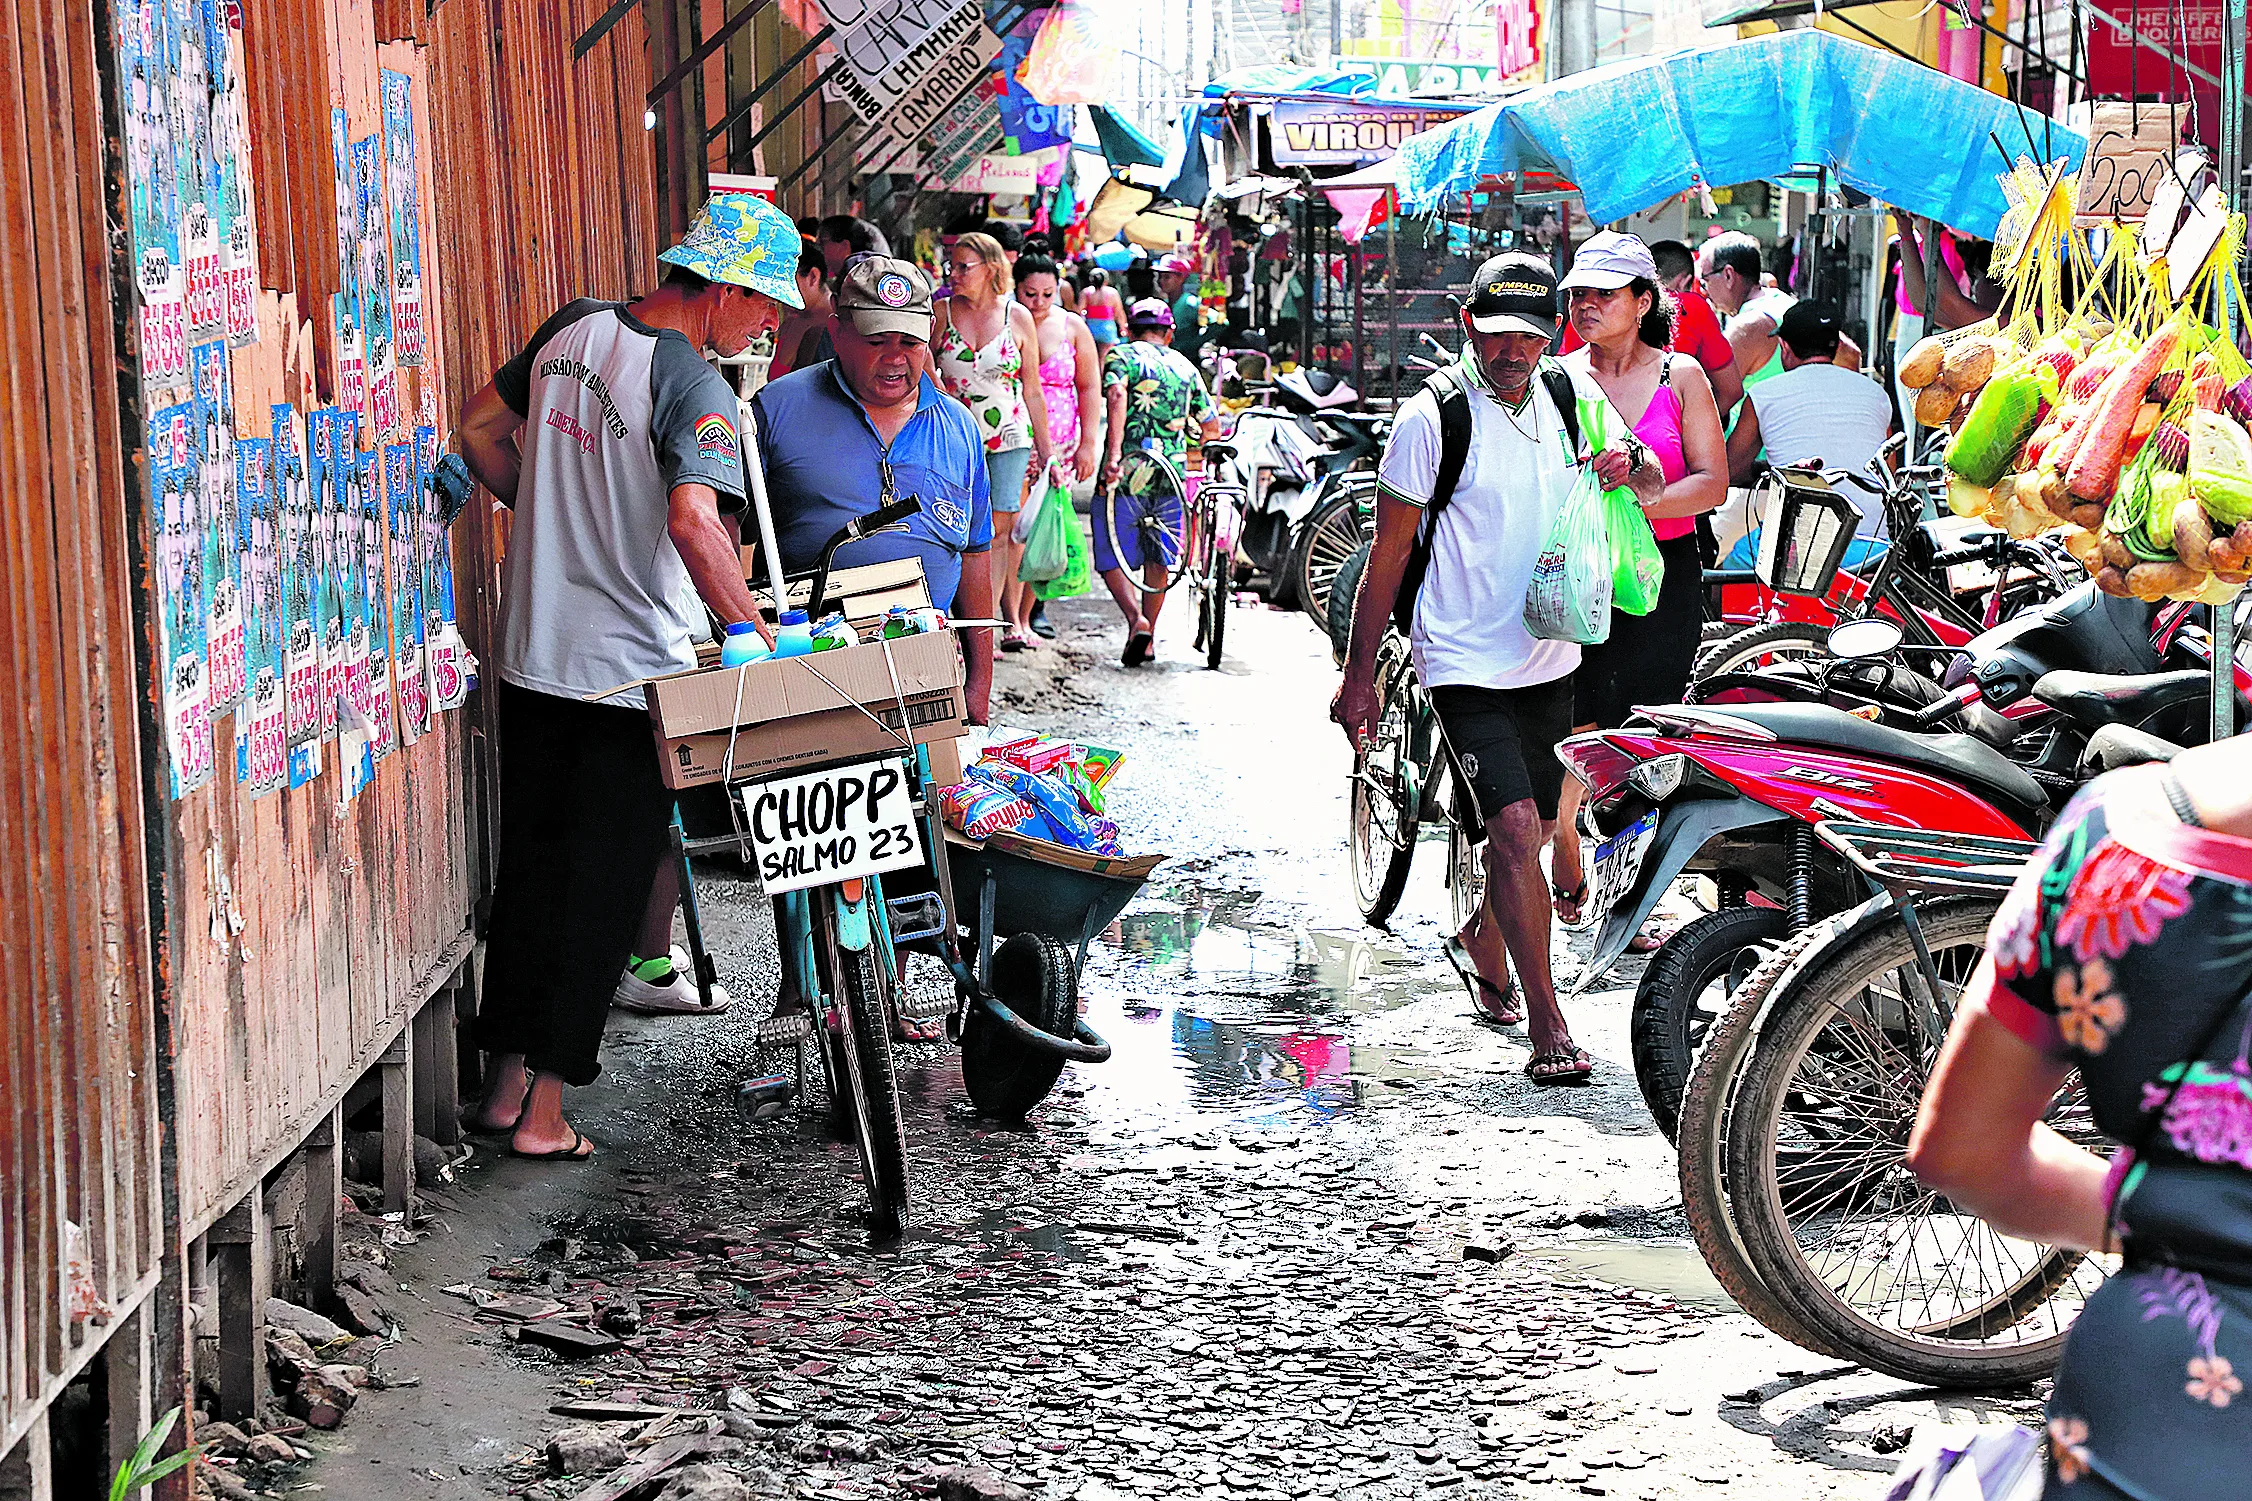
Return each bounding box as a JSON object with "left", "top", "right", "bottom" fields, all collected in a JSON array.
[
  {"left": 821, "top": 908, "right": 909, "bottom": 1236},
  {"left": 1677, "top": 917, "right": 1861, "bottom": 1360},
  {"left": 1329, "top": 540, "right": 1370, "bottom": 667},
  {"left": 1109, "top": 448, "right": 1189, "bottom": 596},
  {"left": 1631, "top": 905, "right": 1788, "bottom": 1143},
  {"left": 1349, "top": 647, "right": 1418, "bottom": 927},
  {"left": 1288, "top": 481, "right": 1372, "bottom": 618},
  {"left": 1693, "top": 620, "right": 1834, "bottom": 680},
  {"left": 1725, "top": 897, "right": 2106, "bottom": 1386},
  {"left": 1446, "top": 779, "right": 1486, "bottom": 937},
  {"left": 1200, "top": 532, "right": 1228, "bottom": 670}
]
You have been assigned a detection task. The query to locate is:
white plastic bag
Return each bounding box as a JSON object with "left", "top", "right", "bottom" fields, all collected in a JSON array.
[{"left": 1523, "top": 464, "right": 1614, "bottom": 644}]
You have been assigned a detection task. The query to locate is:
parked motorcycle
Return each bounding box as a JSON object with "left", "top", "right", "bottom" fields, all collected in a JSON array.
[{"left": 1213, "top": 367, "right": 1383, "bottom": 616}]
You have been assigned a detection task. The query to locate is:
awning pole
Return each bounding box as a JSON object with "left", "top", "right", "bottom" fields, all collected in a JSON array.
[{"left": 709, "top": 28, "right": 836, "bottom": 147}]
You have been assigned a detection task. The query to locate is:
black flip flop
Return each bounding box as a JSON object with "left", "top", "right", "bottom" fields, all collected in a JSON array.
[
  {"left": 510, "top": 1128, "right": 595, "bottom": 1162},
  {"left": 465, "top": 1068, "right": 531, "bottom": 1135},
  {"left": 1122, "top": 630, "right": 1153, "bottom": 667},
  {"left": 1551, "top": 876, "right": 1590, "bottom": 928},
  {"left": 1526, "top": 1047, "right": 1595, "bottom": 1086},
  {"left": 1443, "top": 935, "right": 1523, "bottom": 1028}
]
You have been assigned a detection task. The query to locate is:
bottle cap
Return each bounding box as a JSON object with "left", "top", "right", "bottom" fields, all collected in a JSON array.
[
  {"left": 724, "top": 620, "right": 759, "bottom": 635},
  {"left": 780, "top": 609, "right": 809, "bottom": 625}
]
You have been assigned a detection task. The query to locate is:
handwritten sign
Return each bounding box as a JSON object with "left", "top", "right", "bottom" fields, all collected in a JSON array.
[
  {"left": 2074, "top": 102, "right": 2178, "bottom": 225},
  {"left": 738, "top": 760, "right": 925, "bottom": 894}
]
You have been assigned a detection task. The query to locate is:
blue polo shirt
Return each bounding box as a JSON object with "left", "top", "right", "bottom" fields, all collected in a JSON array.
[{"left": 751, "top": 362, "right": 992, "bottom": 610}]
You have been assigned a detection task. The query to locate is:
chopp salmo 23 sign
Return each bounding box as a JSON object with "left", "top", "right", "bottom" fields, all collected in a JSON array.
[{"left": 739, "top": 760, "right": 925, "bottom": 895}]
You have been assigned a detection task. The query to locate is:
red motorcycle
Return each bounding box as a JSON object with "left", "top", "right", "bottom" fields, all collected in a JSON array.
[{"left": 1562, "top": 584, "right": 2226, "bottom": 1139}]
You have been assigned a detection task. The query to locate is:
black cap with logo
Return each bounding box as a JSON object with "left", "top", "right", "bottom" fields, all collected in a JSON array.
[
  {"left": 1464, "top": 252, "right": 1559, "bottom": 342},
  {"left": 1776, "top": 300, "right": 1842, "bottom": 358}
]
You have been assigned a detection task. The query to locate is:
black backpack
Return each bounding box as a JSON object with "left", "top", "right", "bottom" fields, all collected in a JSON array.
[{"left": 1391, "top": 359, "right": 1584, "bottom": 634}]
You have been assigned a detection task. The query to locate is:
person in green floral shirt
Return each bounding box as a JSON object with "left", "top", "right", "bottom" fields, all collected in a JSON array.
[{"left": 1096, "top": 298, "right": 1218, "bottom": 665}]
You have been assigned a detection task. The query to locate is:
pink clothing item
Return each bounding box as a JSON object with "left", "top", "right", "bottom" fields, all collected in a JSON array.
[
  {"left": 1630, "top": 377, "right": 1694, "bottom": 541},
  {"left": 1037, "top": 338, "right": 1080, "bottom": 455},
  {"left": 1893, "top": 232, "right": 1969, "bottom": 314}
]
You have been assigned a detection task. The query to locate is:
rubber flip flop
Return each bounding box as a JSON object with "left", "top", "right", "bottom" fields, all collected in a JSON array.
[
  {"left": 510, "top": 1128, "right": 595, "bottom": 1162},
  {"left": 1122, "top": 630, "right": 1153, "bottom": 667},
  {"left": 1551, "top": 876, "right": 1590, "bottom": 929},
  {"left": 1525, "top": 1047, "right": 1595, "bottom": 1086},
  {"left": 1443, "top": 935, "right": 1523, "bottom": 1027}
]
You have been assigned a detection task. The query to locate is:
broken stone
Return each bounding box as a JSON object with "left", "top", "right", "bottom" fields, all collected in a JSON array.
[
  {"left": 334, "top": 1285, "right": 390, "bottom": 1337},
  {"left": 653, "top": 1463, "right": 748, "bottom": 1501},
  {"left": 545, "top": 1425, "right": 629, "bottom": 1476},
  {"left": 1462, "top": 1237, "right": 1516, "bottom": 1263},
  {"left": 596, "top": 1292, "right": 642, "bottom": 1336},
  {"left": 264, "top": 1329, "right": 320, "bottom": 1387},
  {"left": 244, "top": 1433, "right": 298, "bottom": 1465},
  {"left": 264, "top": 1298, "right": 348, "bottom": 1349},
  {"left": 198, "top": 1465, "right": 257, "bottom": 1501},
  {"left": 194, "top": 1422, "right": 253, "bottom": 1459},
  {"left": 933, "top": 1466, "right": 1036, "bottom": 1501},
  {"left": 290, "top": 1365, "right": 358, "bottom": 1429},
  {"left": 792, "top": 1431, "right": 884, "bottom": 1462}
]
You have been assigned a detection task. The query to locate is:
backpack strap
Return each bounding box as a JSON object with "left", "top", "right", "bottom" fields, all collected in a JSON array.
[
  {"left": 1538, "top": 362, "right": 1584, "bottom": 460},
  {"left": 1426, "top": 364, "right": 1474, "bottom": 522}
]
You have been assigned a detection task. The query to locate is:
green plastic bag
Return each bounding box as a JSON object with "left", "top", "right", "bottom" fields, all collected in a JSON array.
[
  {"left": 1584, "top": 402, "right": 1664, "bottom": 617},
  {"left": 1523, "top": 465, "right": 1613, "bottom": 645},
  {"left": 1019, "top": 486, "right": 1071, "bottom": 583},
  {"left": 1027, "top": 483, "right": 1094, "bottom": 600}
]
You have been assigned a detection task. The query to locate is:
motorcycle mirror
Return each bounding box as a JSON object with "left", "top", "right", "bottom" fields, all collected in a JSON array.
[{"left": 1828, "top": 618, "right": 1904, "bottom": 660}]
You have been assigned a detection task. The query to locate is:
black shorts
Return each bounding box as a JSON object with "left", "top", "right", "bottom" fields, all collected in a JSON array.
[
  {"left": 1575, "top": 531, "right": 1704, "bottom": 731},
  {"left": 1428, "top": 676, "right": 1575, "bottom": 825}
]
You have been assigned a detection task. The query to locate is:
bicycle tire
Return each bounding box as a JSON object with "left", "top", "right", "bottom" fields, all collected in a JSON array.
[
  {"left": 1202, "top": 525, "right": 1228, "bottom": 670},
  {"left": 1329, "top": 540, "right": 1370, "bottom": 667},
  {"left": 1676, "top": 915, "right": 1863, "bottom": 1361},
  {"left": 962, "top": 932, "right": 1076, "bottom": 1119},
  {"left": 1108, "top": 450, "right": 1189, "bottom": 596},
  {"left": 1693, "top": 620, "right": 1834, "bottom": 680},
  {"left": 1349, "top": 651, "right": 1418, "bottom": 928},
  {"left": 1447, "top": 793, "right": 1486, "bottom": 937},
  {"left": 1289, "top": 483, "right": 1372, "bottom": 619},
  {"left": 1631, "top": 905, "right": 1788, "bottom": 1144},
  {"left": 1725, "top": 898, "right": 2095, "bottom": 1386},
  {"left": 836, "top": 939, "right": 910, "bottom": 1236}
]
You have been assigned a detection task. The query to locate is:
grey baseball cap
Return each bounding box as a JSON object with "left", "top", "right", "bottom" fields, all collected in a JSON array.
[
  {"left": 835, "top": 256, "right": 934, "bottom": 339},
  {"left": 1559, "top": 230, "right": 1660, "bottom": 293}
]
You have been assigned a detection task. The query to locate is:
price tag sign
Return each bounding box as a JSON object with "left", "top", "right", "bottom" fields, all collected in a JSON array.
[
  {"left": 2074, "top": 102, "right": 2178, "bottom": 225},
  {"left": 738, "top": 759, "right": 925, "bottom": 895}
]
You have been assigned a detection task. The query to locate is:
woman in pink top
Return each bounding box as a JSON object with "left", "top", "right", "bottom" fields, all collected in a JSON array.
[{"left": 1551, "top": 231, "right": 1728, "bottom": 928}]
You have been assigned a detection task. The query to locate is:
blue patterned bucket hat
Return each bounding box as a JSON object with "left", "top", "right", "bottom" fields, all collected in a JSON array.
[{"left": 658, "top": 192, "right": 804, "bottom": 309}]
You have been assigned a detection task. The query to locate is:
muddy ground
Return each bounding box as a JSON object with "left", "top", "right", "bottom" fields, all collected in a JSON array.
[{"left": 290, "top": 595, "right": 2039, "bottom": 1500}]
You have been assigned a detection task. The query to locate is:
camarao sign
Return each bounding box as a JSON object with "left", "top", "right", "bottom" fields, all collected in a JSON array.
[{"left": 1266, "top": 100, "right": 1472, "bottom": 166}]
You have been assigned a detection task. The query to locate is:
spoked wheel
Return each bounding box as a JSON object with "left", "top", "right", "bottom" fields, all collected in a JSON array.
[
  {"left": 1693, "top": 620, "right": 1834, "bottom": 680},
  {"left": 1329, "top": 540, "right": 1370, "bottom": 667},
  {"left": 1348, "top": 647, "right": 1419, "bottom": 928},
  {"left": 1108, "top": 449, "right": 1189, "bottom": 596},
  {"left": 1724, "top": 897, "right": 2109, "bottom": 1386},
  {"left": 818, "top": 906, "right": 909, "bottom": 1237},
  {"left": 1194, "top": 513, "right": 1228, "bottom": 669},
  {"left": 1446, "top": 778, "right": 1487, "bottom": 937},
  {"left": 962, "top": 932, "right": 1077, "bottom": 1120},
  {"left": 1289, "top": 481, "right": 1373, "bottom": 618},
  {"left": 1630, "top": 905, "right": 1788, "bottom": 1143}
]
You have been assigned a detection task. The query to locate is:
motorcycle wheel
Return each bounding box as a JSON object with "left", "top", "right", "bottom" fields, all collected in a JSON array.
[
  {"left": 961, "top": 933, "right": 1076, "bottom": 1121},
  {"left": 1289, "top": 484, "right": 1372, "bottom": 618},
  {"left": 1630, "top": 905, "right": 1787, "bottom": 1143},
  {"left": 1694, "top": 621, "right": 1834, "bottom": 680},
  {"left": 1328, "top": 540, "right": 1370, "bottom": 668},
  {"left": 1725, "top": 897, "right": 2105, "bottom": 1387}
]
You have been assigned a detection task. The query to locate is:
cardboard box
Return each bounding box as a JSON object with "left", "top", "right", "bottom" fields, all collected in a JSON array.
[
  {"left": 925, "top": 734, "right": 964, "bottom": 788},
  {"left": 734, "top": 556, "right": 935, "bottom": 637},
  {"left": 647, "top": 628, "right": 965, "bottom": 788}
]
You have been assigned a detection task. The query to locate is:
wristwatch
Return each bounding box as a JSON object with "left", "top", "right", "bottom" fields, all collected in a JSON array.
[{"left": 1623, "top": 434, "right": 1653, "bottom": 475}]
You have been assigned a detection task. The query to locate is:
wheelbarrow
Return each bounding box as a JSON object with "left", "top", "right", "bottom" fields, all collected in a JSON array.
[{"left": 920, "top": 828, "right": 1160, "bottom": 1119}]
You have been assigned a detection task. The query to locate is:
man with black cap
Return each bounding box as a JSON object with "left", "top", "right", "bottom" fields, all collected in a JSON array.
[
  {"left": 1333, "top": 252, "right": 1661, "bottom": 1086},
  {"left": 1726, "top": 301, "right": 1892, "bottom": 535}
]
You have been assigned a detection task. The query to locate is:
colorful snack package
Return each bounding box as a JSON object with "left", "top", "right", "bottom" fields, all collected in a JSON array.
[
  {"left": 1071, "top": 742, "right": 1126, "bottom": 792},
  {"left": 937, "top": 779, "right": 1037, "bottom": 840},
  {"left": 976, "top": 761, "right": 1106, "bottom": 852}
]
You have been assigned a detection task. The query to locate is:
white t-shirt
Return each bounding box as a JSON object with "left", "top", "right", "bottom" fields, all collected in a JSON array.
[
  {"left": 1377, "top": 360, "right": 1617, "bottom": 691},
  {"left": 1747, "top": 363, "right": 1895, "bottom": 535},
  {"left": 1728, "top": 286, "right": 1797, "bottom": 337}
]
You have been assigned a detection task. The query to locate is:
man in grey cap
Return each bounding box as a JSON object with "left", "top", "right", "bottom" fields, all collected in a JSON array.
[{"left": 1333, "top": 252, "right": 1659, "bottom": 1086}]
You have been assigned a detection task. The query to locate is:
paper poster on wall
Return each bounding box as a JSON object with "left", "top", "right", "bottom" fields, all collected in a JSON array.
[
  {"left": 309, "top": 408, "right": 346, "bottom": 746},
  {"left": 191, "top": 341, "right": 246, "bottom": 713},
  {"left": 216, "top": 0, "right": 259, "bottom": 346},
  {"left": 172, "top": 0, "right": 223, "bottom": 341},
  {"left": 118, "top": 0, "right": 188, "bottom": 388},
  {"left": 150, "top": 401, "right": 213, "bottom": 797},
  {"left": 414, "top": 425, "right": 467, "bottom": 711},
  {"left": 383, "top": 442, "right": 425, "bottom": 744},
  {"left": 360, "top": 447, "right": 396, "bottom": 763},
  {"left": 274, "top": 404, "right": 322, "bottom": 752},
  {"left": 352, "top": 135, "right": 399, "bottom": 436},
  {"left": 379, "top": 70, "right": 425, "bottom": 366},
  {"left": 236, "top": 436, "right": 286, "bottom": 796},
  {"left": 335, "top": 412, "right": 372, "bottom": 781},
  {"left": 330, "top": 112, "right": 366, "bottom": 412}
]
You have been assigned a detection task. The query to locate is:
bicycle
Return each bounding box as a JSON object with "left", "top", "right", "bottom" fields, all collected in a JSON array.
[
  {"left": 1344, "top": 624, "right": 1484, "bottom": 934},
  {"left": 1103, "top": 442, "right": 1234, "bottom": 671}
]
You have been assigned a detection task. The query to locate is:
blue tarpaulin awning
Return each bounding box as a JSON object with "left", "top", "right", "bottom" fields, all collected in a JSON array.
[
  {"left": 1090, "top": 105, "right": 1167, "bottom": 169},
  {"left": 1391, "top": 28, "right": 2086, "bottom": 237}
]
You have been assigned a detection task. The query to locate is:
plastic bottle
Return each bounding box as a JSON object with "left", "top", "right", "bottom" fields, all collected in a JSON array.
[
  {"left": 811, "top": 613, "right": 858, "bottom": 652},
  {"left": 771, "top": 609, "right": 815, "bottom": 659},
  {"left": 881, "top": 606, "right": 915, "bottom": 640},
  {"left": 719, "top": 621, "right": 771, "bottom": 667}
]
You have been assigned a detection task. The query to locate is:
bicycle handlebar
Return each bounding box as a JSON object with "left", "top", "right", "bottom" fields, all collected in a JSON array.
[{"left": 851, "top": 496, "right": 923, "bottom": 539}]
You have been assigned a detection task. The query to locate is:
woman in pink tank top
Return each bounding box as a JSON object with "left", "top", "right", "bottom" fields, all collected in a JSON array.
[{"left": 1551, "top": 231, "right": 1729, "bottom": 929}]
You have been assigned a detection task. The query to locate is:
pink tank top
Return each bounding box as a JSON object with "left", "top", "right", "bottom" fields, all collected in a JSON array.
[
  {"left": 1632, "top": 364, "right": 1693, "bottom": 541},
  {"left": 1037, "top": 338, "right": 1079, "bottom": 455}
]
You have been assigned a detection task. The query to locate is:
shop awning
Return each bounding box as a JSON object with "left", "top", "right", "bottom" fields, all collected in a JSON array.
[
  {"left": 1391, "top": 27, "right": 2088, "bottom": 235},
  {"left": 1089, "top": 105, "right": 1167, "bottom": 169}
]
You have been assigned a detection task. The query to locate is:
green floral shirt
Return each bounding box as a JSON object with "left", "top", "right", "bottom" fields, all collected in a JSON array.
[{"left": 1103, "top": 340, "right": 1210, "bottom": 468}]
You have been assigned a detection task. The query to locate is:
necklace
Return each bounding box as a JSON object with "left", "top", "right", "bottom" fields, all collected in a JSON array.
[{"left": 1495, "top": 383, "right": 1540, "bottom": 441}]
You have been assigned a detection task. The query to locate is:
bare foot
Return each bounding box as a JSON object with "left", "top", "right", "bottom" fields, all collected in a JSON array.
[
  {"left": 508, "top": 1074, "right": 594, "bottom": 1159},
  {"left": 471, "top": 1059, "right": 530, "bottom": 1132}
]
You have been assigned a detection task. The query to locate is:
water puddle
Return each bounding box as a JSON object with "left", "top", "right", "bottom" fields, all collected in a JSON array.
[{"left": 1524, "top": 1240, "right": 1737, "bottom": 1310}]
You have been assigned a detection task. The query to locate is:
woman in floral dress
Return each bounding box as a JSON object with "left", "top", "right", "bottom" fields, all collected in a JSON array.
[{"left": 1910, "top": 743, "right": 2252, "bottom": 1498}]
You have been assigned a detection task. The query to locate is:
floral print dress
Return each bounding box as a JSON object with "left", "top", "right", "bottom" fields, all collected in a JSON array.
[
  {"left": 1973, "top": 764, "right": 2252, "bottom": 1498},
  {"left": 934, "top": 316, "right": 1031, "bottom": 455}
]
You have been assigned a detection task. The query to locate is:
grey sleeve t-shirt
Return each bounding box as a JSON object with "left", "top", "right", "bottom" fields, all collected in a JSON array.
[{"left": 492, "top": 300, "right": 749, "bottom": 706}]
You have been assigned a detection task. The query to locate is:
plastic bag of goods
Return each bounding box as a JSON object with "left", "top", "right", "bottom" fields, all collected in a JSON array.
[{"left": 1523, "top": 464, "right": 1614, "bottom": 644}]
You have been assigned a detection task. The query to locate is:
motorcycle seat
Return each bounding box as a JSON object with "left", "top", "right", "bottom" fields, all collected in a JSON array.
[
  {"left": 1202, "top": 440, "right": 1239, "bottom": 465},
  {"left": 2081, "top": 722, "right": 2183, "bottom": 773},
  {"left": 2031, "top": 669, "right": 2209, "bottom": 730},
  {"left": 1685, "top": 700, "right": 2048, "bottom": 825}
]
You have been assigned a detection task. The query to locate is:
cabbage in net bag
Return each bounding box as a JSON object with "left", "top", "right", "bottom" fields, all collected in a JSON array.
[{"left": 1523, "top": 464, "right": 1613, "bottom": 644}]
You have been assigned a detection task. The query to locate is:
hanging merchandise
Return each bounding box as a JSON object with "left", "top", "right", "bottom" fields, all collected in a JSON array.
[
  {"left": 1024, "top": 1, "right": 1123, "bottom": 108},
  {"left": 996, "top": 12, "right": 1072, "bottom": 156}
]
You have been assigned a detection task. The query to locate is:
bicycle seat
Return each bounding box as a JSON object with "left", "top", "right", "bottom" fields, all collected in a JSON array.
[
  {"left": 2031, "top": 669, "right": 2210, "bottom": 730},
  {"left": 1684, "top": 700, "right": 2048, "bottom": 827},
  {"left": 2081, "top": 722, "right": 2183, "bottom": 773},
  {"left": 1202, "top": 440, "right": 1239, "bottom": 464}
]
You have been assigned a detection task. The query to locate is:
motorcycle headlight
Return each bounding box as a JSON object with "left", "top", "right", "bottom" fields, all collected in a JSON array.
[{"left": 1628, "top": 754, "right": 1689, "bottom": 801}]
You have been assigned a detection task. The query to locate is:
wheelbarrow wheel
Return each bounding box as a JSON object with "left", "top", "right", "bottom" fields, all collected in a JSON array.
[{"left": 962, "top": 932, "right": 1076, "bottom": 1121}]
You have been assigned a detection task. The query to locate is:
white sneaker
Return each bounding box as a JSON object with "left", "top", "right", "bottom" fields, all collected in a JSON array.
[{"left": 614, "top": 959, "right": 732, "bottom": 1015}]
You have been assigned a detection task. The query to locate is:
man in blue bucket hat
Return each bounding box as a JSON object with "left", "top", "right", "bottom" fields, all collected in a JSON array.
[{"left": 456, "top": 192, "right": 801, "bottom": 1164}]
